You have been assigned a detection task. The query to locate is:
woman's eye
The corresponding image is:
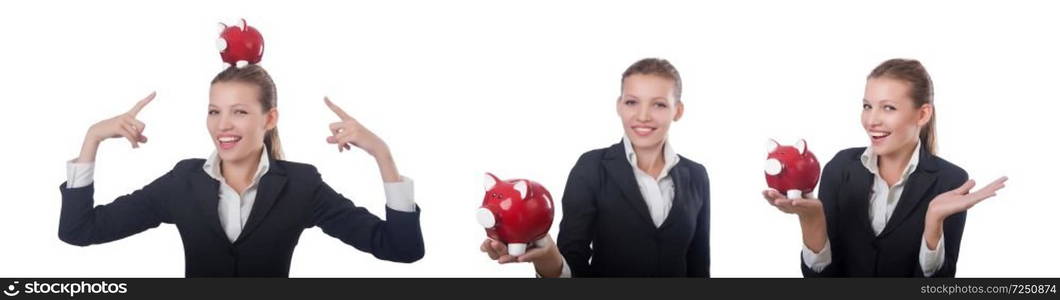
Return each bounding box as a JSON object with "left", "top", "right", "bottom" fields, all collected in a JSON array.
[
  {"left": 235, "top": 110, "right": 248, "bottom": 115},
  {"left": 653, "top": 102, "right": 668, "bottom": 108},
  {"left": 208, "top": 110, "right": 219, "bottom": 115},
  {"left": 862, "top": 104, "right": 871, "bottom": 110},
  {"left": 884, "top": 105, "right": 896, "bottom": 111},
  {"left": 624, "top": 100, "right": 637, "bottom": 106}
]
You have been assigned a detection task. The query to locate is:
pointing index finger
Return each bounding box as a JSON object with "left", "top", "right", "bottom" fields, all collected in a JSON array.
[
  {"left": 324, "top": 97, "right": 353, "bottom": 121},
  {"left": 128, "top": 91, "right": 156, "bottom": 115}
]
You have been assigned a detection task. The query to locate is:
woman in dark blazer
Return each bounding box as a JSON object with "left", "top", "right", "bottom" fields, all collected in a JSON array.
[
  {"left": 59, "top": 65, "right": 424, "bottom": 277},
  {"left": 763, "top": 59, "right": 1006, "bottom": 277},
  {"left": 481, "top": 58, "right": 710, "bottom": 277}
]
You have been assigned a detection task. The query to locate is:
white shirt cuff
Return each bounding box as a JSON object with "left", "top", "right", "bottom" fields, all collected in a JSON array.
[
  {"left": 920, "top": 233, "right": 946, "bottom": 277},
  {"left": 66, "top": 159, "right": 95, "bottom": 189},
  {"left": 801, "top": 239, "right": 832, "bottom": 273},
  {"left": 383, "top": 176, "right": 416, "bottom": 212}
]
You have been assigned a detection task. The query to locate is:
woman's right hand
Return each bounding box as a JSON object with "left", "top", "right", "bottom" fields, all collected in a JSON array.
[
  {"left": 77, "top": 92, "right": 155, "bottom": 163},
  {"left": 763, "top": 189, "right": 828, "bottom": 252},
  {"left": 762, "top": 189, "right": 824, "bottom": 219},
  {"left": 480, "top": 234, "right": 566, "bottom": 277}
]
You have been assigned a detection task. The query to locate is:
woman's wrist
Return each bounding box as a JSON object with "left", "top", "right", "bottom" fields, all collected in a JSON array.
[
  {"left": 533, "top": 248, "right": 565, "bottom": 278},
  {"left": 77, "top": 133, "right": 102, "bottom": 163},
  {"left": 372, "top": 147, "right": 401, "bottom": 183}
]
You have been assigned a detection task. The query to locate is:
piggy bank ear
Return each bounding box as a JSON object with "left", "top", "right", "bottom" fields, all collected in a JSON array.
[
  {"left": 239, "top": 18, "right": 247, "bottom": 31},
  {"left": 513, "top": 181, "right": 528, "bottom": 200},
  {"left": 795, "top": 139, "right": 807, "bottom": 155},
  {"left": 766, "top": 139, "right": 780, "bottom": 153},
  {"left": 484, "top": 173, "right": 501, "bottom": 191},
  {"left": 217, "top": 22, "right": 228, "bottom": 34}
]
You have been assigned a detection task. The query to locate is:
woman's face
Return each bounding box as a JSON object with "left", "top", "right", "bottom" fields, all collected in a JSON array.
[
  {"left": 861, "top": 77, "right": 932, "bottom": 158},
  {"left": 617, "top": 74, "right": 684, "bottom": 150},
  {"left": 207, "top": 81, "right": 277, "bottom": 164}
]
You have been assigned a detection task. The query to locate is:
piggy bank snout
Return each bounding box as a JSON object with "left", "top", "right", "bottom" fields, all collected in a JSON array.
[
  {"left": 764, "top": 158, "right": 782, "bottom": 176},
  {"left": 476, "top": 207, "right": 496, "bottom": 229}
]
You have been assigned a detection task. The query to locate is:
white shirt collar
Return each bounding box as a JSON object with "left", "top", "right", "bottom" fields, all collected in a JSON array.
[
  {"left": 202, "top": 148, "right": 271, "bottom": 184},
  {"left": 861, "top": 139, "right": 921, "bottom": 179},
  {"left": 622, "top": 135, "right": 680, "bottom": 180}
]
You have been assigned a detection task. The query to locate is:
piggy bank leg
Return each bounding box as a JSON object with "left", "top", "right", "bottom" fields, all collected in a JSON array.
[
  {"left": 786, "top": 190, "right": 803, "bottom": 199},
  {"left": 507, "top": 243, "right": 527, "bottom": 256}
]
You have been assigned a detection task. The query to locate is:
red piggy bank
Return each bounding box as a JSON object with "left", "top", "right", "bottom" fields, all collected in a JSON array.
[
  {"left": 477, "top": 173, "right": 554, "bottom": 256},
  {"left": 764, "top": 139, "right": 821, "bottom": 199},
  {"left": 216, "top": 19, "right": 264, "bottom": 68}
]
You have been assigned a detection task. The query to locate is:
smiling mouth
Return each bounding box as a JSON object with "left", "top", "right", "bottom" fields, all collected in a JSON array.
[
  {"left": 218, "top": 136, "right": 242, "bottom": 150},
  {"left": 631, "top": 126, "right": 656, "bottom": 136},
  {"left": 869, "top": 131, "right": 891, "bottom": 142}
]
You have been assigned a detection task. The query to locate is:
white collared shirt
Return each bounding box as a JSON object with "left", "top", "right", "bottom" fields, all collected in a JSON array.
[
  {"left": 802, "top": 140, "right": 946, "bottom": 276},
  {"left": 622, "top": 136, "right": 680, "bottom": 228},
  {"left": 202, "top": 149, "right": 270, "bottom": 242},
  {"left": 65, "top": 150, "right": 417, "bottom": 243}
]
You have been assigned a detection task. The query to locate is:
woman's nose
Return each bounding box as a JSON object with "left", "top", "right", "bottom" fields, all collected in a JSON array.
[
  {"left": 867, "top": 108, "right": 883, "bottom": 126},
  {"left": 218, "top": 115, "right": 235, "bottom": 131},
  {"left": 635, "top": 105, "right": 652, "bottom": 122}
]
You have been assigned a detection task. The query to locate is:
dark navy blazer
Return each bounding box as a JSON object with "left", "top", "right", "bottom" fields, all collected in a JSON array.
[
  {"left": 803, "top": 146, "right": 968, "bottom": 277},
  {"left": 557, "top": 142, "right": 710, "bottom": 277},
  {"left": 59, "top": 158, "right": 424, "bottom": 277}
]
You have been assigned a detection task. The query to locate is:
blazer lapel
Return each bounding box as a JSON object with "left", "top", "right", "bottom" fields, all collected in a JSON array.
[
  {"left": 846, "top": 161, "right": 877, "bottom": 237},
  {"left": 657, "top": 163, "right": 689, "bottom": 231},
  {"left": 601, "top": 142, "right": 656, "bottom": 229},
  {"left": 235, "top": 158, "right": 287, "bottom": 243},
  {"left": 192, "top": 170, "right": 229, "bottom": 242},
  {"left": 879, "top": 147, "right": 939, "bottom": 238}
]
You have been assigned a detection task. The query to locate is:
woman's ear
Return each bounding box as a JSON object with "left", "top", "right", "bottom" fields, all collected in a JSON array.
[
  {"left": 917, "top": 103, "right": 933, "bottom": 127},
  {"left": 266, "top": 107, "right": 279, "bottom": 130},
  {"left": 673, "top": 100, "right": 684, "bottom": 122}
]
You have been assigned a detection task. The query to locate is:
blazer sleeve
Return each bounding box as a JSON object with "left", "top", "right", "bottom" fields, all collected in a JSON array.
[
  {"left": 802, "top": 153, "right": 846, "bottom": 277},
  {"left": 556, "top": 154, "right": 600, "bottom": 277},
  {"left": 686, "top": 166, "right": 711, "bottom": 277},
  {"left": 915, "top": 168, "right": 969, "bottom": 278},
  {"left": 58, "top": 168, "right": 177, "bottom": 246},
  {"left": 310, "top": 176, "right": 424, "bottom": 263}
]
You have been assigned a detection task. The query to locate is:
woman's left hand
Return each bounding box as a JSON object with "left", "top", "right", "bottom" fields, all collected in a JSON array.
[
  {"left": 923, "top": 176, "right": 1008, "bottom": 250},
  {"left": 324, "top": 97, "right": 402, "bottom": 183},
  {"left": 324, "top": 97, "right": 390, "bottom": 157},
  {"left": 927, "top": 176, "right": 1008, "bottom": 221}
]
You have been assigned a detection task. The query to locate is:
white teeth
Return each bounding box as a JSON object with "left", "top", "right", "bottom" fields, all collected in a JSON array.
[
  {"left": 633, "top": 127, "right": 653, "bottom": 133},
  {"left": 218, "top": 136, "right": 240, "bottom": 143},
  {"left": 870, "top": 132, "right": 890, "bottom": 137}
]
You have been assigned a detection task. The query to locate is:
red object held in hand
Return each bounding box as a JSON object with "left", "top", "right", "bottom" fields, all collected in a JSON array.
[
  {"left": 216, "top": 19, "right": 264, "bottom": 67},
  {"left": 477, "top": 173, "right": 554, "bottom": 256},
  {"left": 764, "top": 139, "right": 821, "bottom": 199}
]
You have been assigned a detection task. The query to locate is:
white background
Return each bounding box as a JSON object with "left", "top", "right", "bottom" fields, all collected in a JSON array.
[{"left": 0, "top": 0, "right": 1056, "bottom": 277}]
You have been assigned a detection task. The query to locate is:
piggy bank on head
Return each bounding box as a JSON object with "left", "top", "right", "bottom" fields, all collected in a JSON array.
[
  {"left": 764, "top": 139, "right": 821, "bottom": 199},
  {"left": 476, "top": 173, "right": 554, "bottom": 256},
  {"left": 216, "top": 19, "right": 264, "bottom": 68}
]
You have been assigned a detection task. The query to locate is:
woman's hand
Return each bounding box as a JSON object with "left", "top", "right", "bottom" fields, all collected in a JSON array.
[
  {"left": 763, "top": 189, "right": 824, "bottom": 218},
  {"left": 924, "top": 176, "right": 1008, "bottom": 250},
  {"left": 480, "top": 235, "right": 565, "bottom": 278},
  {"left": 77, "top": 92, "right": 155, "bottom": 163},
  {"left": 763, "top": 189, "right": 828, "bottom": 253},
  {"left": 324, "top": 97, "right": 401, "bottom": 182}
]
